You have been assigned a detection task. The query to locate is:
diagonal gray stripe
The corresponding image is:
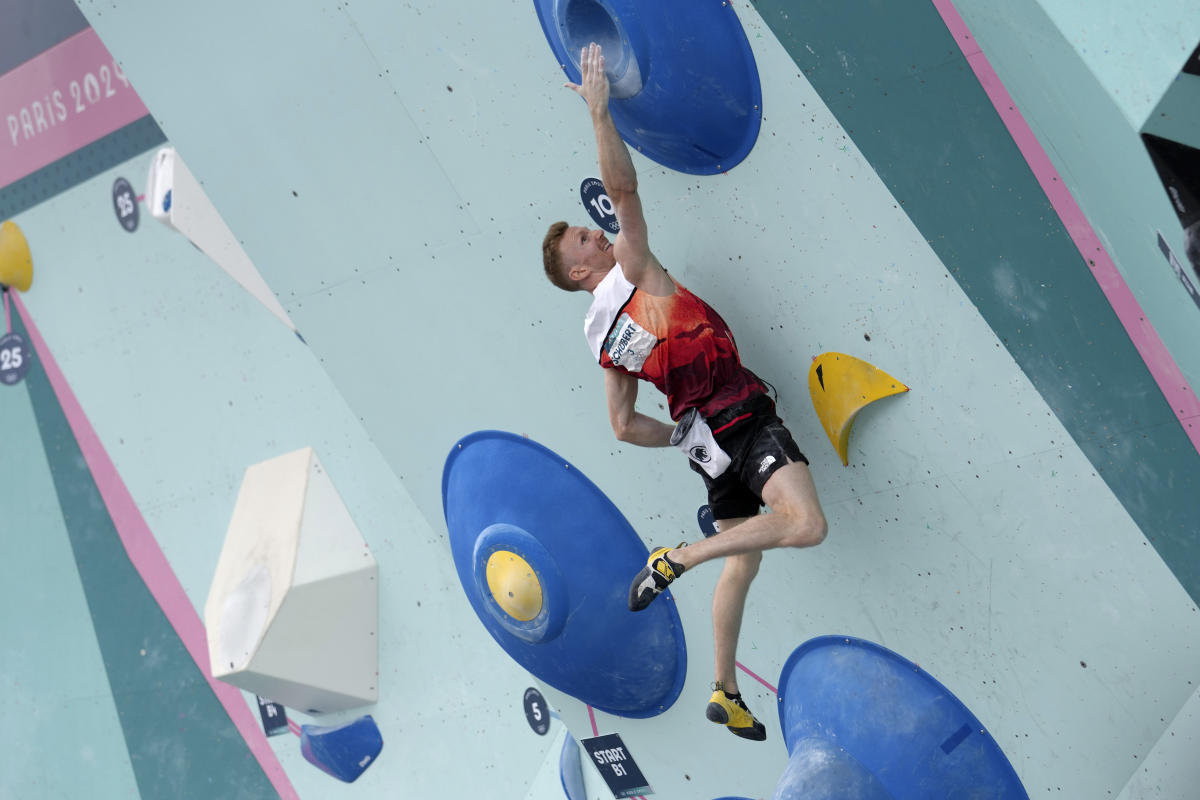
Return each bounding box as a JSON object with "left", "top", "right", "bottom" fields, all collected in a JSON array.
[{"left": 0, "top": 0, "right": 89, "bottom": 76}]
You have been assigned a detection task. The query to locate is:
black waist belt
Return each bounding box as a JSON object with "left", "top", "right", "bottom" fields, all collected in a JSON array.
[{"left": 706, "top": 392, "right": 774, "bottom": 434}]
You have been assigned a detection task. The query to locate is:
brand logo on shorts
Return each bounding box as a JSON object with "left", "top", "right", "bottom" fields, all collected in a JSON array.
[
  {"left": 757, "top": 455, "right": 776, "bottom": 474},
  {"left": 690, "top": 445, "right": 711, "bottom": 463}
]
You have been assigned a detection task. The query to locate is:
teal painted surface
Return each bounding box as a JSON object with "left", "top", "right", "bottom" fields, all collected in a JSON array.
[
  {"left": 753, "top": 0, "right": 1200, "bottom": 603},
  {"left": 3, "top": 150, "right": 564, "bottom": 798},
  {"left": 1117, "top": 685, "right": 1200, "bottom": 799},
  {"left": 11, "top": 308, "right": 279, "bottom": 800},
  {"left": 0, "top": 363, "right": 142, "bottom": 800},
  {"left": 0, "top": 115, "right": 166, "bottom": 218},
  {"left": 952, "top": 0, "right": 1200, "bottom": 395},
  {"left": 1025, "top": 0, "right": 1200, "bottom": 127},
  {"left": 1143, "top": 73, "right": 1200, "bottom": 151}
]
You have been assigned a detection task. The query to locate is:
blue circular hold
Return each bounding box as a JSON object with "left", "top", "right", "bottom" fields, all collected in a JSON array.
[
  {"left": 772, "top": 740, "right": 893, "bottom": 800},
  {"left": 775, "top": 636, "right": 1029, "bottom": 800},
  {"left": 534, "top": 0, "right": 763, "bottom": 174},
  {"left": 443, "top": 431, "right": 687, "bottom": 718}
]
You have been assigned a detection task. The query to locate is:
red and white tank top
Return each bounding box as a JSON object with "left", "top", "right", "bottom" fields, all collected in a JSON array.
[{"left": 584, "top": 264, "right": 765, "bottom": 420}]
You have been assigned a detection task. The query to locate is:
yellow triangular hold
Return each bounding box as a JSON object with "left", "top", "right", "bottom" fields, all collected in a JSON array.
[
  {"left": 0, "top": 220, "right": 33, "bottom": 292},
  {"left": 808, "top": 352, "right": 909, "bottom": 466}
]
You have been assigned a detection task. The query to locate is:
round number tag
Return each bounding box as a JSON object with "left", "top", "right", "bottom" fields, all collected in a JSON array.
[
  {"left": 0, "top": 331, "right": 31, "bottom": 386},
  {"left": 112, "top": 177, "right": 139, "bottom": 233},
  {"left": 523, "top": 687, "right": 551, "bottom": 735},
  {"left": 580, "top": 178, "right": 620, "bottom": 234}
]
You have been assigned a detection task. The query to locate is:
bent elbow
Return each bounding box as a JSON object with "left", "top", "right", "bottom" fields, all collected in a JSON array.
[{"left": 610, "top": 415, "right": 635, "bottom": 443}]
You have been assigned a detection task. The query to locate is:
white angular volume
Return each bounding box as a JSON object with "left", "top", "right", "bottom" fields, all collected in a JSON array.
[
  {"left": 145, "top": 147, "right": 298, "bottom": 332},
  {"left": 205, "top": 447, "right": 378, "bottom": 713}
]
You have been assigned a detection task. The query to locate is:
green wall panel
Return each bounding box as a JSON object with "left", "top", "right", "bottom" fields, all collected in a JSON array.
[
  {"left": 754, "top": 0, "right": 1200, "bottom": 601},
  {"left": 11, "top": 307, "right": 278, "bottom": 800}
]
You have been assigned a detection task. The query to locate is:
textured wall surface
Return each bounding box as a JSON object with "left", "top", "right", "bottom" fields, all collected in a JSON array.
[{"left": 1, "top": 0, "right": 1198, "bottom": 797}]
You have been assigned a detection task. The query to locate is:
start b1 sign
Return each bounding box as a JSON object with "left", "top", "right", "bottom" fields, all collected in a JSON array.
[{"left": 580, "top": 733, "right": 652, "bottom": 798}]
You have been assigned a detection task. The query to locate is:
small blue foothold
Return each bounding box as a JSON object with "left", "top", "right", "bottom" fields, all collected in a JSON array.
[
  {"left": 162, "top": 189, "right": 172, "bottom": 213},
  {"left": 299, "top": 715, "right": 383, "bottom": 783}
]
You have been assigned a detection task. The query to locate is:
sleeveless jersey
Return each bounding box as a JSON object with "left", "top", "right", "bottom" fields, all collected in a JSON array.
[{"left": 584, "top": 264, "right": 765, "bottom": 420}]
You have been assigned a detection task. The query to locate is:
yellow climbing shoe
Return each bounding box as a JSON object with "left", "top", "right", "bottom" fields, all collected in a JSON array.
[
  {"left": 627, "top": 543, "right": 686, "bottom": 612},
  {"left": 706, "top": 685, "right": 766, "bottom": 741}
]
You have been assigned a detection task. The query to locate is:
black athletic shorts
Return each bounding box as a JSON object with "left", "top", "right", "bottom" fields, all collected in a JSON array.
[{"left": 688, "top": 393, "right": 808, "bottom": 521}]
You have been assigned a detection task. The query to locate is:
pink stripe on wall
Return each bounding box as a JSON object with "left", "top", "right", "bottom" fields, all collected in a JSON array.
[
  {"left": 10, "top": 294, "right": 299, "bottom": 800},
  {"left": 0, "top": 28, "right": 150, "bottom": 189},
  {"left": 736, "top": 660, "right": 779, "bottom": 695},
  {"left": 587, "top": 704, "right": 599, "bottom": 736},
  {"left": 929, "top": 0, "right": 1200, "bottom": 452}
]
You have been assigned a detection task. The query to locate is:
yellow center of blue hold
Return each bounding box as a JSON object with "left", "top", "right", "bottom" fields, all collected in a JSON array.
[{"left": 485, "top": 551, "right": 543, "bottom": 621}]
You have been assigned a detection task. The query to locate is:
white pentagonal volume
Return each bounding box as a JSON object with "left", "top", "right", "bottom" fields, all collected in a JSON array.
[{"left": 205, "top": 447, "right": 378, "bottom": 713}]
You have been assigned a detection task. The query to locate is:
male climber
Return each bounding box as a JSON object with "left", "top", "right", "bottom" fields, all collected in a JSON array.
[{"left": 540, "top": 44, "right": 828, "bottom": 741}]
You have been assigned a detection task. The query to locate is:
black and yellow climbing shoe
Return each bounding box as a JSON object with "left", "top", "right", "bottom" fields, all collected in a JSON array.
[
  {"left": 627, "top": 543, "right": 686, "bottom": 612},
  {"left": 706, "top": 684, "right": 767, "bottom": 741}
]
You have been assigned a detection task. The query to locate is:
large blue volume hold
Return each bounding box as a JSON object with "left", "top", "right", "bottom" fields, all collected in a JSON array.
[
  {"left": 534, "top": 0, "right": 763, "bottom": 174},
  {"left": 442, "top": 431, "right": 687, "bottom": 718},
  {"left": 774, "top": 636, "right": 1028, "bottom": 800}
]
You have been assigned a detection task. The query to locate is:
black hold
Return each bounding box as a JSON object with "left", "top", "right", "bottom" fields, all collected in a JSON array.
[
  {"left": 1184, "top": 42, "right": 1200, "bottom": 77},
  {"left": 1141, "top": 133, "right": 1200, "bottom": 229}
]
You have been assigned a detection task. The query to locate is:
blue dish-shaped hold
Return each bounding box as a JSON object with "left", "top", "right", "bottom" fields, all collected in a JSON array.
[
  {"left": 534, "top": 0, "right": 763, "bottom": 174},
  {"left": 775, "top": 636, "right": 1029, "bottom": 800},
  {"left": 442, "top": 431, "right": 687, "bottom": 718}
]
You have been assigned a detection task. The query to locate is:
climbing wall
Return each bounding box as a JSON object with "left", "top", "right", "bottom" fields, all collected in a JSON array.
[{"left": 2, "top": 0, "right": 1199, "bottom": 797}]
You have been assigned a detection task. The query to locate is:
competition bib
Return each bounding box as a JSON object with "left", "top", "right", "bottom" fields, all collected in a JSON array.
[{"left": 604, "top": 313, "right": 656, "bottom": 372}]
